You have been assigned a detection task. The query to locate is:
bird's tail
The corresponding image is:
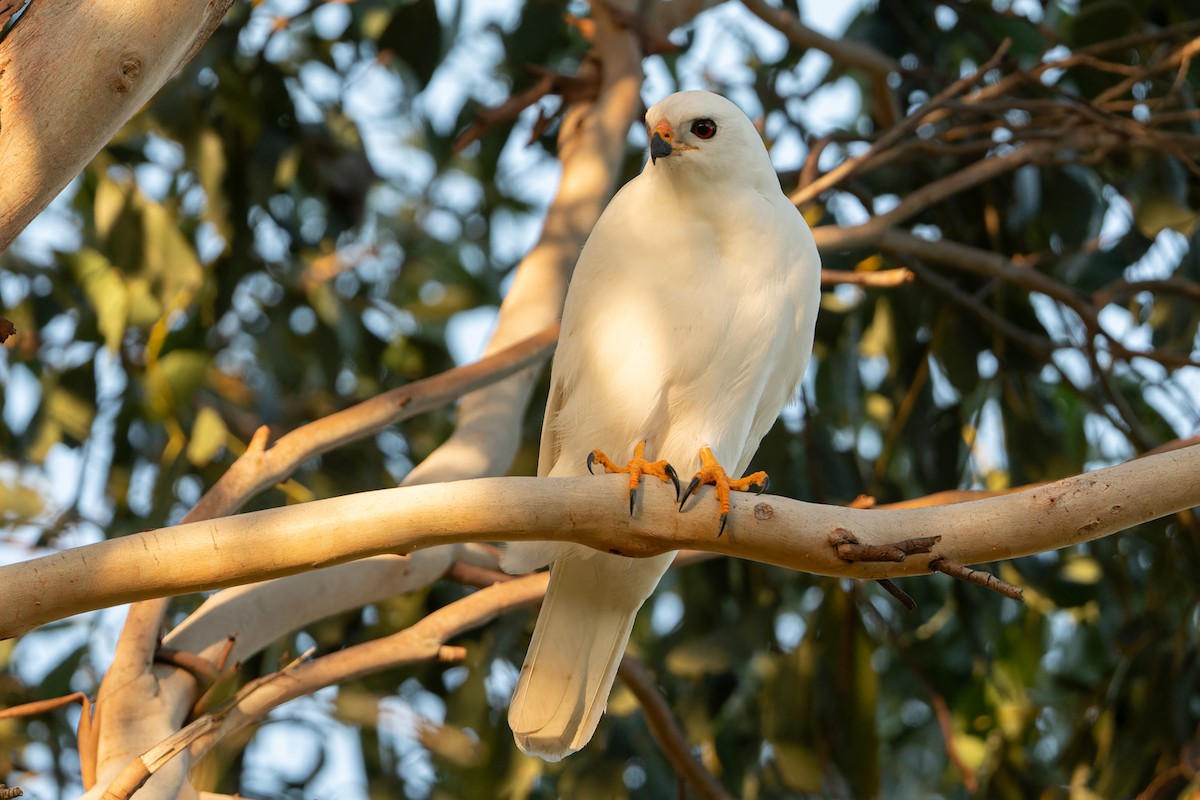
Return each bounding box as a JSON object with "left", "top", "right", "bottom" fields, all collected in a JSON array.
[{"left": 508, "top": 547, "right": 674, "bottom": 761}]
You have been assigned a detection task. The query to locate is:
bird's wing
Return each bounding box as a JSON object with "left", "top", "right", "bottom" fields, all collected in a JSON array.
[{"left": 536, "top": 373, "right": 566, "bottom": 478}]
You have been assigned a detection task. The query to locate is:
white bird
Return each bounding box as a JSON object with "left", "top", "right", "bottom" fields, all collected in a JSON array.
[{"left": 502, "top": 90, "right": 821, "bottom": 761}]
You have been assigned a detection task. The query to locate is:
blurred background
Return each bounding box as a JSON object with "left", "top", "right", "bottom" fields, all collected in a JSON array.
[{"left": 1, "top": 0, "right": 1198, "bottom": 797}]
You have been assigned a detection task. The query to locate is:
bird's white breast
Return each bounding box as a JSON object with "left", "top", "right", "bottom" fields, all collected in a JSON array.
[{"left": 542, "top": 169, "right": 819, "bottom": 479}]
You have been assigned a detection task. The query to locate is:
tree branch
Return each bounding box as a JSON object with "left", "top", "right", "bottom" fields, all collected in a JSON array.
[
  {"left": 191, "top": 322, "right": 559, "bottom": 523},
  {"left": 0, "top": 691, "right": 88, "bottom": 719},
  {"left": 739, "top": 0, "right": 899, "bottom": 76},
  {"left": 618, "top": 655, "right": 735, "bottom": 800},
  {"left": 0, "top": 0, "right": 236, "bottom": 253},
  {"left": 739, "top": 0, "right": 900, "bottom": 125},
  {"left": 858, "top": 598, "right": 979, "bottom": 793},
  {"left": 101, "top": 574, "right": 552, "bottom": 800},
  {"left": 810, "top": 140, "right": 1060, "bottom": 253},
  {"left": 85, "top": 324, "right": 558, "bottom": 794},
  {"left": 790, "top": 38, "right": 1011, "bottom": 206},
  {"left": 648, "top": 0, "right": 727, "bottom": 38},
  {"left": 111, "top": 553, "right": 725, "bottom": 798},
  {"left": 4, "top": 445, "right": 1197, "bottom": 640},
  {"left": 880, "top": 230, "right": 1200, "bottom": 370}
]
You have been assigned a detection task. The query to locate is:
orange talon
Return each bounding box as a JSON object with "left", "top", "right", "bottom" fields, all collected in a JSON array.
[
  {"left": 678, "top": 446, "right": 769, "bottom": 537},
  {"left": 587, "top": 440, "right": 680, "bottom": 515}
]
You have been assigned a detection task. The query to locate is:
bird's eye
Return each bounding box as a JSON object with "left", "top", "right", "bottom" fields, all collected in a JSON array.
[{"left": 690, "top": 118, "right": 717, "bottom": 139}]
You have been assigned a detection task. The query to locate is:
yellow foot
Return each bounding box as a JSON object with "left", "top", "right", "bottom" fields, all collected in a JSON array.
[
  {"left": 679, "top": 446, "right": 769, "bottom": 537},
  {"left": 587, "top": 440, "right": 681, "bottom": 514}
]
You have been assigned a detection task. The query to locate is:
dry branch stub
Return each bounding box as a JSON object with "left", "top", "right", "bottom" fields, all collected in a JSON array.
[{"left": 829, "top": 528, "right": 942, "bottom": 562}]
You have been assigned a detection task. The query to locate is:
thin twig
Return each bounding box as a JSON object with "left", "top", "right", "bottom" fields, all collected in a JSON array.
[
  {"left": 742, "top": 0, "right": 901, "bottom": 125},
  {"left": 618, "top": 655, "right": 735, "bottom": 800},
  {"left": 906, "top": 261, "right": 1055, "bottom": 359},
  {"left": 453, "top": 64, "right": 600, "bottom": 153},
  {"left": 648, "top": 0, "right": 725, "bottom": 33},
  {"left": 453, "top": 70, "right": 557, "bottom": 154},
  {"left": 739, "top": 0, "right": 899, "bottom": 77},
  {"left": 875, "top": 579, "right": 917, "bottom": 612},
  {"left": 0, "top": 691, "right": 88, "bottom": 719},
  {"left": 1093, "top": 277, "right": 1200, "bottom": 307},
  {"left": 821, "top": 267, "right": 914, "bottom": 288},
  {"left": 858, "top": 599, "right": 979, "bottom": 793},
  {"left": 599, "top": 0, "right": 680, "bottom": 55},
  {"left": 790, "top": 38, "right": 1012, "bottom": 205},
  {"left": 928, "top": 558, "right": 1024, "bottom": 602},
  {"left": 1075, "top": 19, "right": 1200, "bottom": 57}
]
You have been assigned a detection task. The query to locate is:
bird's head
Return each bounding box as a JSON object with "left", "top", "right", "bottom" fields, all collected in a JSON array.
[{"left": 643, "top": 91, "right": 775, "bottom": 189}]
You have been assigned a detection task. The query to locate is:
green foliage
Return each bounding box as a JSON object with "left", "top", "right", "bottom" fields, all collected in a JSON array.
[{"left": 2, "top": 0, "right": 1199, "bottom": 798}]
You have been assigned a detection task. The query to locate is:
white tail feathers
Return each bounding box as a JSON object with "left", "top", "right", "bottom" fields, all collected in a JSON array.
[
  {"left": 500, "top": 541, "right": 577, "bottom": 575},
  {"left": 508, "top": 547, "right": 674, "bottom": 761}
]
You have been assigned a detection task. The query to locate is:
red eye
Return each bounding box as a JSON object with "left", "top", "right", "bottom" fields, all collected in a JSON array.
[{"left": 690, "top": 118, "right": 717, "bottom": 139}]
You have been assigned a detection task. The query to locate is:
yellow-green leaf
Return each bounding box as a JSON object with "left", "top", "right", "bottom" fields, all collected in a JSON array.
[
  {"left": 71, "top": 248, "right": 129, "bottom": 352},
  {"left": 186, "top": 406, "right": 228, "bottom": 466},
  {"left": 770, "top": 741, "right": 823, "bottom": 792},
  {"left": 138, "top": 194, "right": 203, "bottom": 307},
  {"left": 146, "top": 350, "right": 211, "bottom": 415},
  {"left": 665, "top": 637, "right": 732, "bottom": 677},
  {"left": 196, "top": 127, "right": 229, "bottom": 231},
  {"left": 94, "top": 176, "right": 128, "bottom": 240},
  {"left": 0, "top": 482, "right": 45, "bottom": 521},
  {"left": 1062, "top": 557, "right": 1102, "bottom": 584},
  {"left": 45, "top": 386, "right": 95, "bottom": 443}
]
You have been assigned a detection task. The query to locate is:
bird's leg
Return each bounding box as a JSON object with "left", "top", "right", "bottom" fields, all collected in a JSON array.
[
  {"left": 587, "top": 440, "right": 681, "bottom": 515},
  {"left": 678, "top": 446, "right": 768, "bottom": 537}
]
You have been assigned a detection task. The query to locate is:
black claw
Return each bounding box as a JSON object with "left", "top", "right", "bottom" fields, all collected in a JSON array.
[
  {"left": 629, "top": 487, "right": 636, "bottom": 516},
  {"left": 679, "top": 476, "right": 701, "bottom": 510},
  {"left": 717, "top": 512, "right": 728, "bottom": 538},
  {"left": 586, "top": 452, "right": 596, "bottom": 475},
  {"left": 752, "top": 475, "right": 770, "bottom": 495},
  {"left": 664, "top": 463, "right": 681, "bottom": 501}
]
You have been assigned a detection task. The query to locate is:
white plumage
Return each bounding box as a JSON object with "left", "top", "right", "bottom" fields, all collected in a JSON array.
[{"left": 503, "top": 90, "right": 821, "bottom": 761}]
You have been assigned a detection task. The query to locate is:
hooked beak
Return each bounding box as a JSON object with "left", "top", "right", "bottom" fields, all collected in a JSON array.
[
  {"left": 649, "top": 120, "right": 674, "bottom": 164},
  {"left": 650, "top": 132, "right": 673, "bottom": 163}
]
